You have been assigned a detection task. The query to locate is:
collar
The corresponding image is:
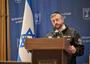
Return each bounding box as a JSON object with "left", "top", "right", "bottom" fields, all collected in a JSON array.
[{"left": 55, "top": 24, "right": 66, "bottom": 32}]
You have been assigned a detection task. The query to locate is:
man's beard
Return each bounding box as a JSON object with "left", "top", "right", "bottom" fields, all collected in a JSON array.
[{"left": 55, "top": 24, "right": 62, "bottom": 30}]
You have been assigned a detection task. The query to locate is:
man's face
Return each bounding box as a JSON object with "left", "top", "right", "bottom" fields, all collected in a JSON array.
[{"left": 51, "top": 14, "right": 64, "bottom": 30}]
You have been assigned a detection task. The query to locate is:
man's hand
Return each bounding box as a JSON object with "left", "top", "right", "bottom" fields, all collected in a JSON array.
[{"left": 65, "top": 45, "right": 76, "bottom": 54}]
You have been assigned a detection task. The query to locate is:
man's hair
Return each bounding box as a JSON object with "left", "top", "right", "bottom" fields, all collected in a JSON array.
[
  {"left": 52, "top": 11, "right": 61, "bottom": 14},
  {"left": 50, "top": 11, "right": 63, "bottom": 18}
]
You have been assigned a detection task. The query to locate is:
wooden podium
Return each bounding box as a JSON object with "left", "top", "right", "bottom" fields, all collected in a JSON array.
[{"left": 25, "top": 38, "right": 69, "bottom": 64}]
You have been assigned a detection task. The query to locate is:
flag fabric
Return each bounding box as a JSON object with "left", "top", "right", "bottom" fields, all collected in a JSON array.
[{"left": 18, "top": 0, "right": 35, "bottom": 62}]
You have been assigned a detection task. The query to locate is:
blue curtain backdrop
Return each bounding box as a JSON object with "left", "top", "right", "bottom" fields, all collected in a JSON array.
[
  {"left": 8, "top": 0, "right": 25, "bottom": 60},
  {"left": 9, "top": 0, "right": 90, "bottom": 64}
]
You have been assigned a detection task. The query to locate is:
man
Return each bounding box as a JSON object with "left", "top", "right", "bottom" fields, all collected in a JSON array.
[{"left": 48, "top": 11, "right": 84, "bottom": 64}]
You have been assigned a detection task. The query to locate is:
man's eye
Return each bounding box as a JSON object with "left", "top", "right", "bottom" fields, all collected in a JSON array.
[
  {"left": 52, "top": 20, "right": 55, "bottom": 23},
  {"left": 56, "top": 19, "right": 59, "bottom": 21}
]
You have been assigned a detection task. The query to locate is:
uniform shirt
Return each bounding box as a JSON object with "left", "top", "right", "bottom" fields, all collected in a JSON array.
[{"left": 48, "top": 25, "right": 84, "bottom": 64}]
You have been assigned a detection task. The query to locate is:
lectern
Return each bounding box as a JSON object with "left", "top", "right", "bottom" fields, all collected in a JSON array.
[{"left": 25, "top": 38, "right": 69, "bottom": 64}]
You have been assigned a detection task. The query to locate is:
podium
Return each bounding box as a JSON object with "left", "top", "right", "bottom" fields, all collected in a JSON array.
[{"left": 25, "top": 38, "right": 69, "bottom": 64}]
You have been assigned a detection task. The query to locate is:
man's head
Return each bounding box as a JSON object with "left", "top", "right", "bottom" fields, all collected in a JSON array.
[{"left": 50, "top": 11, "right": 64, "bottom": 30}]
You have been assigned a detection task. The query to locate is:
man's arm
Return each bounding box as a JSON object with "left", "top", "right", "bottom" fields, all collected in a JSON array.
[
  {"left": 65, "top": 30, "right": 84, "bottom": 56},
  {"left": 73, "top": 31, "right": 84, "bottom": 56}
]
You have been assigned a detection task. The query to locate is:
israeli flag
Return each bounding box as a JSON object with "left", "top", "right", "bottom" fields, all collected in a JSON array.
[{"left": 18, "top": 0, "right": 35, "bottom": 62}]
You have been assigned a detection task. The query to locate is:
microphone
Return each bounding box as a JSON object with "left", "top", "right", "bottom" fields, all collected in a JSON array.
[
  {"left": 48, "top": 30, "right": 63, "bottom": 38},
  {"left": 52, "top": 30, "right": 63, "bottom": 38}
]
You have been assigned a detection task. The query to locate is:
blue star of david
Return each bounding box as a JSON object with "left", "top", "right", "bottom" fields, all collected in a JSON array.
[{"left": 19, "top": 28, "right": 35, "bottom": 47}]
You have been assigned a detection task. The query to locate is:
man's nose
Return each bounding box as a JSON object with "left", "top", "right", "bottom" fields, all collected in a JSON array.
[{"left": 54, "top": 20, "right": 57, "bottom": 24}]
